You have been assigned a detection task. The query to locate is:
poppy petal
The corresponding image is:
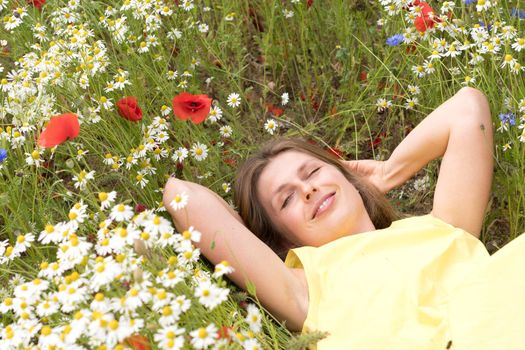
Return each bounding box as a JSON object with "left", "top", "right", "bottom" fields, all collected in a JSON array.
[
  {"left": 37, "top": 113, "right": 80, "bottom": 148},
  {"left": 172, "top": 92, "right": 212, "bottom": 124}
]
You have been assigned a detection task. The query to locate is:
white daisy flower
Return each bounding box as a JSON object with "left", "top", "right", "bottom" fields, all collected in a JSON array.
[
  {"left": 191, "top": 142, "right": 208, "bottom": 161},
  {"left": 172, "top": 147, "right": 189, "bottom": 163},
  {"left": 98, "top": 191, "right": 117, "bottom": 210},
  {"left": 109, "top": 203, "right": 134, "bottom": 222},
  {"left": 213, "top": 260, "right": 234, "bottom": 278},
  {"left": 226, "top": 93, "right": 241, "bottom": 108},
  {"left": 170, "top": 192, "right": 189, "bottom": 211},
  {"left": 281, "top": 92, "right": 290, "bottom": 105},
  {"left": 190, "top": 323, "right": 218, "bottom": 349},
  {"left": 264, "top": 119, "right": 278, "bottom": 135}
]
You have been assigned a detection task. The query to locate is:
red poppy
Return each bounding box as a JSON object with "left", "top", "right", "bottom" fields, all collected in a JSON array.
[
  {"left": 28, "top": 0, "right": 45, "bottom": 10},
  {"left": 217, "top": 326, "right": 233, "bottom": 340},
  {"left": 414, "top": 1, "right": 439, "bottom": 33},
  {"left": 125, "top": 335, "right": 150, "bottom": 350},
  {"left": 307, "top": 0, "right": 314, "bottom": 8},
  {"left": 117, "top": 96, "right": 143, "bottom": 122},
  {"left": 266, "top": 103, "right": 284, "bottom": 117},
  {"left": 359, "top": 71, "right": 368, "bottom": 82},
  {"left": 37, "top": 113, "right": 80, "bottom": 148},
  {"left": 172, "top": 92, "right": 212, "bottom": 124}
]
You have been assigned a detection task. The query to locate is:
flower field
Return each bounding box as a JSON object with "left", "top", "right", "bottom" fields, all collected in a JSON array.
[{"left": 0, "top": 0, "right": 524, "bottom": 349}]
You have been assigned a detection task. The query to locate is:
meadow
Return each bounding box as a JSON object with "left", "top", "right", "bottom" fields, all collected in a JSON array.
[{"left": 0, "top": 0, "right": 524, "bottom": 348}]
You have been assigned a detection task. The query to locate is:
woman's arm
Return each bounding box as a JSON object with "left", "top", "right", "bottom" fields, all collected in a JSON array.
[
  {"left": 163, "top": 178, "right": 308, "bottom": 331},
  {"left": 382, "top": 87, "right": 494, "bottom": 237}
]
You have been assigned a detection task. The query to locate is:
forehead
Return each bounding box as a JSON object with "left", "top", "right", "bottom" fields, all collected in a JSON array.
[{"left": 257, "top": 151, "right": 318, "bottom": 191}]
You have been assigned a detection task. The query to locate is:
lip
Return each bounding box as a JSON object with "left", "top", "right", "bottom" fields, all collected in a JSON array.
[{"left": 312, "top": 192, "right": 336, "bottom": 219}]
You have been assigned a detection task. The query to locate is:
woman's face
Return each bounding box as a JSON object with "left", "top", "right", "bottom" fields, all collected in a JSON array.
[{"left": 257, "top": 150, "right": 375, "bottom": 247}]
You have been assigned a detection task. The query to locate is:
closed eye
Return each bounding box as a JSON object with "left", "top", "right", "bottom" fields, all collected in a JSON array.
[
  {"left": 281, "top": 193, "right": 293, "bottom": 210},
  {"left": 308, "top": 167, "right": 320, "bottom": 178}
]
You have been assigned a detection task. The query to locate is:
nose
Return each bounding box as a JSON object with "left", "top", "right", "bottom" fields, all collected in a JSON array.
[{"left": 303, "top": 184, "right": 318, "bottom": 201}]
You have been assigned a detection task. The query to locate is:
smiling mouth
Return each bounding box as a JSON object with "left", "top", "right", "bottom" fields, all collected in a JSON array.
[{"left": 312, "top": 192, "right": 336, "bottom": 219}]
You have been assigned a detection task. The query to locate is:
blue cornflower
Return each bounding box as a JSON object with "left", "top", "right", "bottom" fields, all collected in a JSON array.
[
  {"left": 0, "top": 148, "right": 6, "bottom": 162},
  {"left": 499, "top": 112, "right": 516, "bottom": 126},
  {"left": 386, "top": 34, "right": 404, "bottom": 47},
  {"left": 511, "top": 7, "right": 525, "bottom": 20},
  {"left": 464, "top": 0, "right": 476, "bottom": 4}
]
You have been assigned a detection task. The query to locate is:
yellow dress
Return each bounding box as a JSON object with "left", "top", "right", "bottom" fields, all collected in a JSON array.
[{"left": 284, "top": 214, "right": 525, "bottom": 350}]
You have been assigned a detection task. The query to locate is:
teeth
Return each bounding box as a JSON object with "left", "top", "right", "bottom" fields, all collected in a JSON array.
[{"left": 319, "top": 198, "right": 329, "bottom": 210}]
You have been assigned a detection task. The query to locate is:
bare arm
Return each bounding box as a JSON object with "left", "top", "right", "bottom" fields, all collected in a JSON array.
[
  {"left": 163, "top": 178, "right": 308, "bottom": 331},
  {"left": 382, "top": 87, "right": 494, "bottom": 237}
]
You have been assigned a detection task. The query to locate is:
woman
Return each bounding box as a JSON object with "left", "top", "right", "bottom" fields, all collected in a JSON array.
[{"left": 163, "top": 87, "right": 525, "bottom": 349}]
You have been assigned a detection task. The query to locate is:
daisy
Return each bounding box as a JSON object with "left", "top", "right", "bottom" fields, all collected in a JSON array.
[
  {"left": 72, "top": 170, "right": 95, "bottom": 190},
  {"left": 25, "top": 149, "right": 44, "bottom": 167},
  {"left": 170, "top": 192, "right": 189, "bottom": 211},
  {"left": 213, "top": 260, "right": 234, "bottom": 278},
  {"left": 172, "top": 147, "right": 189, "bottom": 163},
  {"left": 404, "top": 97, "right": 419, "bottom": 110},
  {"left": 407, "top": 84, "right": 420, "bottom": 95},
  {"left": 243, "top": 338, "right": 263, "bottom": 350},
  {"left": 154, "top": 325, "right": 186, "bottom": 350},
  {"left": 501, "top": 54, "right": 517, "bottom": 68},
  {"left": 219, "top": 125, "right": 233, "bottom": 138},
  {"left": 510, "top": 62, "right": 525, "bottom": 74},
  {"left": 281, "top": 92, "right": 290, "bottom": 105},
  {"left": 143, "top": 214, "right": 173, "bottom": 236},
  {"left": 194, "top": 281, "right": 229, "bottom": 310},
  {"left": 109, "top": 203, "right": 134, "bottom": 222},
  {"left": 190, "top": 323, "right": 218, "bottom": 349},
  {"left": 191, "top": 142, "right": 208, "bottom": 161},
  {"left": 264, "top": 119, "right": 278, "bottom": 135},
  {"left": 226, "top": 93, "right": 241, "bottom": 108},
  {"left": 512, "top": 38, "right": 525, "bottom": 52},
  {"left": 411, "top": 64, "right": 426, "bottom": 78},
  {"left": 375, "top": 98, "right": 392, "bottom": 112},
  {"left": 222, "top": 182, "right": 231, "bottom": 193},
  {"left": 98, "top": 191, "right": 117, "bottom": 210},
  {"left": 178, "top": 226, "right": 201, "bottom": 251},
  {"left": 208, "top": 105, "right": 223, "bottom": 122}
]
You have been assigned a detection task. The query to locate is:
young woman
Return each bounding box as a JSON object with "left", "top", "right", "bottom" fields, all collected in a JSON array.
[{"left": 163, "top": 87, "right": 525, "bottom": 349}]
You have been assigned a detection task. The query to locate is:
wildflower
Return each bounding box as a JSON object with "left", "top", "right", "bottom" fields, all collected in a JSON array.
[
  {"left": 512, "top": 38, "right": 525, "bottom": 52},
  {"left": 170, "top": 192, "right": 189, "bottom": 211},
  {"left": 222, "top": 182, "right": 231, "bottom": 193},
  {"left": 413, "top": 2, "right": 439, "bottom": 33},
  {"left": 202, "top": 104, "right": 222, "bottom": 123},
  {"left": 172, "top": 92, "right": 212, "bottom": 124},
  {"left": 243, "top": 338, "right": 263, "bottom": 350},
  {"left": 191, "top": 142, "right": 208, "bottom": 161},
  {"left": 0, "top": 148, "right": 7, "bottom": 162},
  {"left": 246, "top": 304, "right": 263, "bottom": 333},
  {"left": 154, "top": 325, "right": 185, "bottom": 349},
  {"left": 511, "top": 7, "right": 525, "bottom": 20},
  {"left": 423, "top": 60, "right": 436, "bottom": 74},
  {"left": 213, "top": 260, "right": 234, "bottom": 278},
  {"left": 499, "top": 112, "right": 516, "bottom": 126},
  {"left": 502, "top": 142, "right": 512, "bottom": 151},
  {"left": 281, "top": 92, "right": 290, "bottom": 105},
  {"left": 143, "top": 214, "right": 173, "bottom": 237},
  {"left": 99, "top": 191, "right": 117, "bottom": 210},
  {"left": 464, "top": 0, "right": 476, "bottom": 4},
  {"left": 219, "top": 125, "right": 233, "bottom": 138},
  {"left": 283, "top": 9, "right": 294, "bottom": 18},
  {"left": 117, "top": 96, "right": 142, "bottom": 122},
  {"left": 510, "top": 62, "right": 525, "bottom": 74},
  {"left": 264, "top": 119, "right": 278, "bottom": 135},
  {"left": 386, "top": 34, "right": 404, "bottom": 46},
  {"left": 501, "top": 54, "right": 517, "bottom": 68},
  {"left": 37, "top": 113, "right": 80, "bottom": 148},
  {"left": 407, "top": 84, "right": 421, "bottom": 95},
  {"left": 172, "top": 147, "right": 189, "bottom": 163},
  {"left": 376, "top": 98, "right": 392, "bottom": 112},
  {"left": 110, "top": 203, "right": 134, "bottom": 222},
  {"left": 411, "top": 64, "right": 426, "bottom": 77},
  {"left": 404, "top": 97, "right": 419, "bottom": 109},
  {"left": 135, "top": 173, "right": 149, "bottom": 188},
  {"left": 226, "top": 93, "right": 241, "bottom": 108},
  {"left": 179, "top": 226, "right": 201, "bottom": 252},
  {"left": 190, "top": 323, "right": 218, "bottom": 349},
  {"left": 476, "top": 0, "right": 491, "bottom": 12},
  {"left": 72, "top": 170, "right": 95, "bottom": 190},
  {"left": 25, "top": 149, "right": 44, "bottom": 167}
]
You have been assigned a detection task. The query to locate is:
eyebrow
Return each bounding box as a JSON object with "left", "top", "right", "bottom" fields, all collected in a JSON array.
[{"left": 272, "top": 160, "right": 310, "bottom": 198}]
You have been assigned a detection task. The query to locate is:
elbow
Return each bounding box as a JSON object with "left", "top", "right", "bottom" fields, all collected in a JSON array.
[{"left": 457, "top": 87, "right": 492, "bottom": 131}]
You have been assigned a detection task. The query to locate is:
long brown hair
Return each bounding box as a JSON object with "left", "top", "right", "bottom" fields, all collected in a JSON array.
[{"left": 234, "top": 138, "right": 401, "bottom": 260}]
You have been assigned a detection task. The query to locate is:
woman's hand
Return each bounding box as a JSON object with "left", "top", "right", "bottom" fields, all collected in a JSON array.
[{"left": 342, "top": 159, "right": 390, "bottom": 194}]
